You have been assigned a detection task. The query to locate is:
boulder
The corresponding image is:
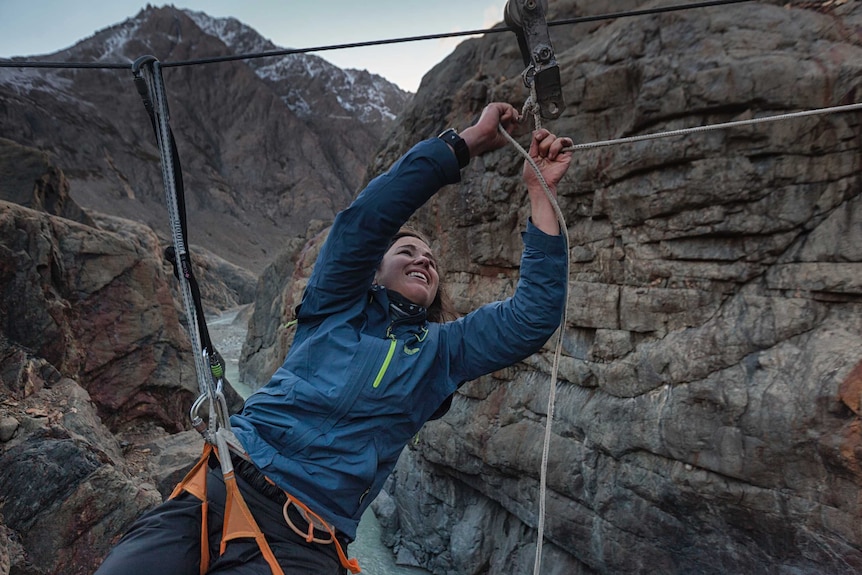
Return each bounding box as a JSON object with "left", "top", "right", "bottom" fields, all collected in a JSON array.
[{"left": 0, "top": 200, "right": 197, "bottom": 432}]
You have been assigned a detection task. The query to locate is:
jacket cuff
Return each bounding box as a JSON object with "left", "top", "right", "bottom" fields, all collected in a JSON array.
[
  {"left": 523, "top": 218, "right": 566, "bottom": 256},
  {"left": 426, "top": 137, "right": 463, "bottom": 183}
]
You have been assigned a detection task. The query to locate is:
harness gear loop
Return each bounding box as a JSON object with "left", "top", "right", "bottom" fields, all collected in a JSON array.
[
  {"left": 281, "top": 495, "right": 361, "bottom": 574},
  {"left": 283, "top": 501, "right": 333, "bottom": 544}
]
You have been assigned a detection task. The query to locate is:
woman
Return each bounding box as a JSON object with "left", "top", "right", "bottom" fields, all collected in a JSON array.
[{"left": 96, "top": 102, "right": 573, "bottom": 574}]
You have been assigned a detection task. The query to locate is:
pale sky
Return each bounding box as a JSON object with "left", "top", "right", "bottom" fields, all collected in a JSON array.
[{"left": 0, "top": 0, "right": 509, "bottom": 91}]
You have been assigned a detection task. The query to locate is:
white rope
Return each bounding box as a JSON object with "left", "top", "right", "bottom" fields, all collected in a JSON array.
[
  {"left": 522, "top": 82, "right": 544, "bottom": 133},
  {"left": 563, "top": 102, "right": 862, "bottom": 152},
  {"left": 499, "top": 126, "right": 569, "bottom": 575},
  {"left": 499, "top": 98, "right": 862, "bottom": 574}
]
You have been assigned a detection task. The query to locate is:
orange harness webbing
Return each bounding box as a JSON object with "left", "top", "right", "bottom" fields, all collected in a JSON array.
[
  {"left": 280, "top": 492, "right": 361, "bottom": 573},
  {"left": 169, "top": 443, "right": 215, "bottom": 574},
  {"left": 169, "top": 444, "right": 360, "bottom": 574}
]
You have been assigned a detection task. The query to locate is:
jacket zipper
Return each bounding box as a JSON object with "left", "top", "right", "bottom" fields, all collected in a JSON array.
[{"left": 372, "top": 331, "right": 397, "bottom": 389}]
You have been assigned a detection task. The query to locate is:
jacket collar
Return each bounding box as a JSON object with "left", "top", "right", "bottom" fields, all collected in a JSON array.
[
  {"left": 387, "top": 289, "right": 427, "bottom": 324},
  {"left": 371, "top": 285, "right": 427, "bottom": 324}
]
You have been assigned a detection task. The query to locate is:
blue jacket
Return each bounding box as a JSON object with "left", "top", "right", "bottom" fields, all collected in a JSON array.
[{"left": 230, "top": 137, "right": 567, "bottom": 540}]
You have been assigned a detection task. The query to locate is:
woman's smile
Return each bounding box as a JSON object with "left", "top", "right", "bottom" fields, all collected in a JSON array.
[{"left": 376, "top": 236, "right": 439, "bottom": 307}]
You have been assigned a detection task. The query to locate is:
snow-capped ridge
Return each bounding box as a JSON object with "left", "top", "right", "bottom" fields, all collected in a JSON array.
[{"left": 181, "top": 9, "right": 410, "bottom": 122}]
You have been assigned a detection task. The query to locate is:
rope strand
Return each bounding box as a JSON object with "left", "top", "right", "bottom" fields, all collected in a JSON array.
[
  {"left": 499, "top": 125, "right": 570, "bottom": 575},
  {"left": 562, "top": 102, "right": 862, "bottom": 152}
]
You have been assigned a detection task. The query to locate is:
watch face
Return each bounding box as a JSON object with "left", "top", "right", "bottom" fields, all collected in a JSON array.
[{"left": 439, "top": 129, "right": 457, "bottom": 142}]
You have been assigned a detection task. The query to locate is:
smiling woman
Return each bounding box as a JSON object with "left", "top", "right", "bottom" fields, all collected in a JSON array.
[
  {"left": 95, "top": 102, "right": 572, "bottom": 575},
  {"left": 206, "top": 308, "right": 430, "bottom": 574}
]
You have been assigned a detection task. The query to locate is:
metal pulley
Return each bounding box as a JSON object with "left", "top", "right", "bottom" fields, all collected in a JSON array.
[{"left": 504, "top": 0, "right": 565, "bottom": 120}]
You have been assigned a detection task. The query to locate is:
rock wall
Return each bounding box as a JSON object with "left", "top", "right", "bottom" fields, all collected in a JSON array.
[
  {"left": 0, "top": 199, "right": 197, "bottom": 431},
  {"left": 366, "top": 1, "right": 862, "bottom": 573},
  {"left": 0, "top": 142, "right": 244, "bottom": 574}
]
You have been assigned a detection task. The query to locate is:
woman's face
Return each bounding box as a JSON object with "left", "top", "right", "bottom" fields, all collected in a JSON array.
[{"left": 375, "top": 236, "right": 439, "bottom": 308}]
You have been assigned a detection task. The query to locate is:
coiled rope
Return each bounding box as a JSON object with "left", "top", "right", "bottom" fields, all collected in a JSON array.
[{"left": 502, "top": 96, "right": 862, "bottom": 574}]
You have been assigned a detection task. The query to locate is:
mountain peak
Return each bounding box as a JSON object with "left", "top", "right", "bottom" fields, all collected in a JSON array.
[
  {"left": 181, "top": 8, "right": 411, "bottom": 121},
  {"left": 0, "top": 5, "right": 412, "bottom": 273}
]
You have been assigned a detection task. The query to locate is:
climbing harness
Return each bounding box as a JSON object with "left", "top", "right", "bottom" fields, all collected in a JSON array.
[{"left": 131, "top": 56, "right": 360, "bottom": 575}]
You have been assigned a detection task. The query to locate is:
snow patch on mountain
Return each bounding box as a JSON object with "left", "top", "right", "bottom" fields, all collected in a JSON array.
[
  {"left": 186, "top": 10, "right": 272, "bottom": 55},
  {"left": 183, "top": 9, "right": 409, "bottom": 122},
  {"left": 101, "top": 19, "right": 146, "bottom": 62},
  {"left": 0, "top": 67, "right": 78, "bottom": 103}
]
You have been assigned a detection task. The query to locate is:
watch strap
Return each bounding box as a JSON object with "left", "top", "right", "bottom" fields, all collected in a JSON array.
[{"left": 438, "top": 128, "right": 470, "bottom": 169}]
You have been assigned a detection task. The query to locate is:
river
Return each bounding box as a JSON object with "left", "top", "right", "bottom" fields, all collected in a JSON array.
[{"left": 207, "top": 307, "right": 429, "bottom": 575}]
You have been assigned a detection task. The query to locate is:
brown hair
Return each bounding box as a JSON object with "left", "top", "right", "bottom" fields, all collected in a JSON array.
[{"left": 386, "top": 227, "right": 457, "bottom": 323}]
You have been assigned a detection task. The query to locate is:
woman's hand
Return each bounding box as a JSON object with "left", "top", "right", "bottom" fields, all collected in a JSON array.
[
  {"left": 460, "top": 103, "right": 521, "bottom": 158},
  {"left": 523, "top": 129, "right": 573, "bottom": 235},
  {"left": 523, "top": 129, "right": 573, "bottom": 192},
  {"left": 459, "top": 105, "right": 573, "bottom": 235}
]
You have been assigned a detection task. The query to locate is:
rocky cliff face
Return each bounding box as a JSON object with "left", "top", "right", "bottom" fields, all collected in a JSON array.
[
  {"left": 0, "top": 138, "right": 246, "bottom": 575},
  {"left": 0, "top": 139, "right": 198, "bottom": 430},
  {"left": 0, "top": 5, "right": 410, "bottom": 274},
  {"left": 246, "top": 1, "right": 862, "bottom": 573},
  {"left": 0, "top": 140, "right": 185, "bottom": 574}
]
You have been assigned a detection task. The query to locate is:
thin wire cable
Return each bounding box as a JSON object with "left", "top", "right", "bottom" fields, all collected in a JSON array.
[
  {"left": 563, "top": 102, "right": 862, "bottom": 152},
  {"left": 0, "top": 0, "right": 754, "bottom": 70},
  {"left": 499, "top": 125, "right": 570, "bottom": 575},
  {"left": 547, "top": 0, "right": 753, "bottom": 28},
  {"left": 0, "top": 61, "right": 129, "bottom": 70}
]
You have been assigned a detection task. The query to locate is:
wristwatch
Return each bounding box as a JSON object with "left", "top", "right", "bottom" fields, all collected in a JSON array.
[{"left": 438, "top": 128, "right": 470, "bottom": 169}]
